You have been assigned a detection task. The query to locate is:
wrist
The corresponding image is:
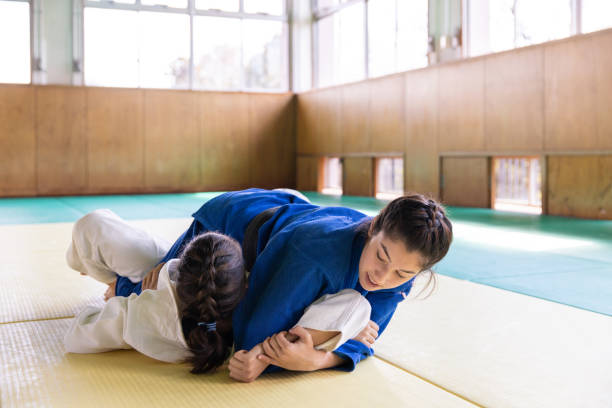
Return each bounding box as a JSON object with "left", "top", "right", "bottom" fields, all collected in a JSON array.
[{"left": 312, "top": 349, "right": 344, "bottom": 371}]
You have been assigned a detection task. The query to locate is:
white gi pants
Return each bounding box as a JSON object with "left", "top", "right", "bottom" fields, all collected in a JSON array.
[{"left": 66, "top": 209, "right": 171, "bottom": 284}]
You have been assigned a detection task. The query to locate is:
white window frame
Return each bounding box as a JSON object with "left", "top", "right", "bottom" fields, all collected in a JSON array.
[{"left": 78, "top": 0, "right": 290, "bottom": 92}]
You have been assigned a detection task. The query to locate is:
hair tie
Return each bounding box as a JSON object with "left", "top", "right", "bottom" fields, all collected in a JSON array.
[{"left": 197, "top": 322, "right": 217, "bottom": 332}]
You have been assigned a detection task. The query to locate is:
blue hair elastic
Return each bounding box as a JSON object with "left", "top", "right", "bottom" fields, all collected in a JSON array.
[{"left": 197, "top": 322, "right": 217, "bottom": 332}]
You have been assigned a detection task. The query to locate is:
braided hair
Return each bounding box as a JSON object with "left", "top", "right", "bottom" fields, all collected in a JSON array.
[
  {"left": 365, "top": 194, "right": 453, "bottom": 296},
  {"left": 175, "top": 232, "right": 247, "bottom": 374}
]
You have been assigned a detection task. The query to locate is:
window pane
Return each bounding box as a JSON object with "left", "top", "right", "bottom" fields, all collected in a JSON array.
[
  {"left": 368, "top": 0, "right": 396, "bottom": 78},
  {"left": 0, "top": 1, "right": 30, "bottom": 84},
  {"left": 195, "top": 0, "right": 239, "bottom": 12},
  {"left": 193, "top": 16, "right": 241, "bottom": 90},
  {"left": 322, "top": 157, "right": 343, "bottom": 195},
  {"left": 243, "top": 20, "right": 287, "bottom": 89},
  {"left": 397, "top": 0, "right": 428, "bottom": 71},
  {"left": 141, "top": 0, "right": 187, "bottom": 8},
  {"left": 489, "top": 0, "right": 515, "bottom": 53},
  {"left": 376, "top": 158, "right": 403, "bottom": 200},
  {"left": 139, "top": 12, "right": 190, "bottom": 89},
  {"left": 582, "top": 0, "right": 612, "bottom": 33},
  {"left": 244, "top": 0, "right": 284, "bottom": 16},
  {"left": 85, "top": 8, "right": 139, "bottom": 87},
  {"left": 515, "top": 0, "right": 571, "bottom": 47},
  {"left": 317, "top": 3, "right": 365, "bottom": 87}
]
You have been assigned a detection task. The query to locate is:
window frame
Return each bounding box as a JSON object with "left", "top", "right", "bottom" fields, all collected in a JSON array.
[{"left": 79, "top": 0, "right": 290, "bottom": 92}]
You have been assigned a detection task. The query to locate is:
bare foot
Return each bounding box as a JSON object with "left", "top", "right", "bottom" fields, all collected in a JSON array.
[{"left": 104, "top": 279, "right": 117, "bottom": 301}]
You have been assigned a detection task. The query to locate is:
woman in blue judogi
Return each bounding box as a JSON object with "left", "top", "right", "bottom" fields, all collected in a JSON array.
[{"left": 111, "top": 188, "right": 453, "bottom": 378}]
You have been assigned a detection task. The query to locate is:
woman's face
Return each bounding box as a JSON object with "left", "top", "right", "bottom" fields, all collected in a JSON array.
[{"left": 358, "top": 231, "right": 422, "bottom": 291}]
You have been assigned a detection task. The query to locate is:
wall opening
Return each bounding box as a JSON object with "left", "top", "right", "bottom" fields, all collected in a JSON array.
[
  {"left": 493, "top": 157, "right": 542, "bottom": 214},
  {"left": 321, "top": 157, "right": 343, "bottom": 195},
  {"left": 375, "top": 157, "right": 404, "bottom": 200}
]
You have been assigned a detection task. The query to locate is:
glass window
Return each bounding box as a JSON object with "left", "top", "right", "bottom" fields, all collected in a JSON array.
[
  {"left": 514, "top": 0, "right": 571, "bottom": 47},
  {"left": 139, "top": 12, "right": 190, "bottom": 89},
  {"left": 193, "top": 16, "right": 242, "bottom": 90},
  {"left": 317, "top": 2, "right": 365, "bottom": 87},
  {"left": 195, "top": 0, "right": 239, "bottom": 12},
  {"left": 396, "top": 0, "right": 428, "bottom": 72},
  {"left": 493, "top": 157, "right": 542, "bottom": 214},
  {"left": 140, "top": 0, "right": 187, "bottom": 8},
  {"left": 84, "top": 8, "right": 140, "bottom": 87},
  {"left": 0, "top": 0, "right": 30, "bottom": 84},
  {"left": 322, "top": 157, "right": 343, "bottom": 195},
  {"left": 376, "top": 157, "right": 403, "bottom": 200},
  {"left": 488, "top": 0, "right": 515, "bottom": 53},
  {"left": 582, "top": 0, "right": 612, "bottom": 33},
  {"left": 244, "top": 0, "right": 284, "bottom": 16},
  {"left": 243, "top": 20, "right": 287, "bottom": 89},
  {"left": 368, "top": 0, "right": 396, "bottom": 78}
]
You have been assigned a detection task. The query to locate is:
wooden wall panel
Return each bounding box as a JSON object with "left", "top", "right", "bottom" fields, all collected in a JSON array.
[
  {"left": 544, "top": 37, "right": 598, "bottom": 150},
  {"left": 0, "top": 86, "right": 36, "bottom": 196},
  {"left": 485, "top": 48, "right": 544, "bottom": 151},
  {"left": 249, "top": 94, "right": 295, "bottom": 188},
  {"left": 547, "top": 155, "right": 612, "bottom": 220},
  {"left": 593, "top": 30, "right": 612, "bottom": 150},
  {"left": 441, "top": 157, "right": 490, "bottom": 207},
  {"left": 438, "top": 60, "right": 486, "bottom": 151},
  {"left": 143, "top": 90, "right": 200, "bottom": 190},
  {"left": 369, "top": 75, "right": 405, "bottom": 153},
  {"left": 340, "top": 82, "right": 370, "bottom": 154},
  {"left": 87, "top": 88, "right": 144, "bottom": 192},
  {"left": 316, "top": 88, "right": 342, "bottom": 154},
  {"left": 296, "top": 91, "right": 318, "bottom": 154},
  {"left": 36, "top": 86, "right": 86, "bottom": 194},
  {"left": 343, "top": 157, "right": 374, "bottom": 197},
  {"left": 199, "top": 92, "right": 250, "bottom": 191},
  {"left": 296, "top": 156, "right": 323, "bottom": 192},
  {"left": 405, "top": 68, "right": 439, "bottom": 198}
]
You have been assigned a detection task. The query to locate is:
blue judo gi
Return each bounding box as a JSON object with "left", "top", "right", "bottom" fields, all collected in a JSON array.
[{"left": 115, "top": 189, "right": 414, "bottom": 371}]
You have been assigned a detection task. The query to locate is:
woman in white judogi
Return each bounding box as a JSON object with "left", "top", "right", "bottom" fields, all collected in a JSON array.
[{"left": 64, "top": 209, "right": 375, "bottom": 381}]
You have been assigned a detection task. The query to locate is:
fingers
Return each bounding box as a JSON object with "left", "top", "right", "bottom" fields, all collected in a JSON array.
[
  {"left": 262, "top": 337, "right": 278, "bottom": 359},
  {"left": 369, "top": 320, "right": 380, "bottom": 331},
  {"left": 288, "top": 326, "right": 312, "bottom": 345},
  {"left": 277, "top": 332, "right": 292, "bottom": 349},
  {"left": 257, "top": 354, "right": 274, "bottom": 365}
]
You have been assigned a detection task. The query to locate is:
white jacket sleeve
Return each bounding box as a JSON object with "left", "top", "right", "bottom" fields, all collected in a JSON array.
[
  {"left": 64, "top": 295, "right": 133, "bottom": 353},
  {"left": 64, "top": 260, "right": 191, "bottom": 363},
  {"left": 295, "top": 289, "right": 372, "bottom": 352}
]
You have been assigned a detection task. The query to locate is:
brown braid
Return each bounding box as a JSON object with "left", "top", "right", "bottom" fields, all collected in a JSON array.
[{"left": 175, "top": 232, "right": 247, "bottom": 374}]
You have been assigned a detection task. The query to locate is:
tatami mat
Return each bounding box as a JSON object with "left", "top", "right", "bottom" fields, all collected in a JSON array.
[
  {"left": 0, "top": 319, "right": 475, "bottom": 408},
  {"left": 376, "top": 274, "right": 612, "bottom": 408},
  {"left": 0, "top": 219, "right": 190, "bottom": 323}
]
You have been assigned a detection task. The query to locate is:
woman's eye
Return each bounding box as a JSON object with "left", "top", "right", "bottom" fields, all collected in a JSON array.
[
  {"left": 376, "top": 251, "right": 385, "bottom": 262},
  {"left": 396, "top": 270, "right": 405, "bottom": 278}
]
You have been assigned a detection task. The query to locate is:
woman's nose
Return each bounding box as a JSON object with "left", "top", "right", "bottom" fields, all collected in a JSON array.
[{"left": 373, "top": 267, "right": 389, "bottom": 284}]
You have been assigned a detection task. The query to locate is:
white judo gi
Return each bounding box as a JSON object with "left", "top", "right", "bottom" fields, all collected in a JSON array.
[{"left": 64, "top": 209, "right": 372, "bottom": 362}]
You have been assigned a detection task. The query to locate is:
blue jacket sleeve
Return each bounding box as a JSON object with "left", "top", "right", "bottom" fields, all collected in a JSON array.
[{"left": 333, "top": 289, "right": 406, "bottom": 371}]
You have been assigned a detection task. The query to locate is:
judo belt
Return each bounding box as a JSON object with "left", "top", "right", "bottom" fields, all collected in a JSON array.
[{"left": 243, "top": 206, "right": 281, "bottom": 272}]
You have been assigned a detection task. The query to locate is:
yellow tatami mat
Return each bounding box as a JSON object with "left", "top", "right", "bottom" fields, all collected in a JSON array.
[
  {"left": 0, "top": 220, "right": 190, "bottom": 323},
  {"left": 0, "top": 319, "right": 475, "bottom": 408},
  {"left": 376, "top": 275, "right": 612, "bottom": 408},
  {"left": 0, "top": 220, "right": 476, "bottom": 408}
]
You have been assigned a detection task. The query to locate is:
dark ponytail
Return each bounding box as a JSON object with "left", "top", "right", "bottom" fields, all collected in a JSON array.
[
  {"left": 175, "top": 232, "right": 247, "bottom": 374},
  {"left": 367, "top": 194, "right": 453, "bottom": 296}
]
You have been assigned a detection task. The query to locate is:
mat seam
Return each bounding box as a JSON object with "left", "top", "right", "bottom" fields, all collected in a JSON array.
[
  {"left": 0, "top": 315, "right": 74, "bottom": 326},
  {"left": 372, "top": 355, "right": 485, "bottom": 408}
]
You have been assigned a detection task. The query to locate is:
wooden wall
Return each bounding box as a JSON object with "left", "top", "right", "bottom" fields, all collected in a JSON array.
[
  {"left": 0, "top": 85, "right": 295, "bottom": 196},
  {"left": 295, "top": 28, "right": 612, "bottom": 219}
]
